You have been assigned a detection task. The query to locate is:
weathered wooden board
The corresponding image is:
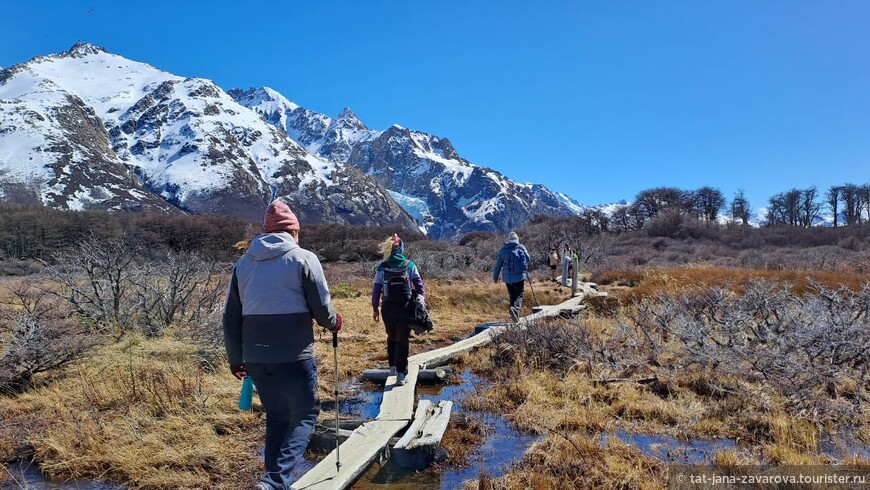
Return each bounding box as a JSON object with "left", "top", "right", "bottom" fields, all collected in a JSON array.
[
  {"left": 291, "top": 419, "right": 408, "bottom": 489},
  {"left": 393, "top": 400, "right": 453, "bottom": 469}
]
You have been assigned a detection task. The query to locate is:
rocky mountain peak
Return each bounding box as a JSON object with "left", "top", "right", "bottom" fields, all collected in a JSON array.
[
  {"left": 63, "top": 41, "right": 108, "bottom": 58},
  {"left": 228, "top": 86, "right": 300, "bottom": 111},
  {"left": 333, "top": 107, "right": 366, "bottom": 130}
]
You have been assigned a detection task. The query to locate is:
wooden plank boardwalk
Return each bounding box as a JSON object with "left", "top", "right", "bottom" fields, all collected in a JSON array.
[{"left": 291, "top": 283, "right": 602, "bottom": 489}]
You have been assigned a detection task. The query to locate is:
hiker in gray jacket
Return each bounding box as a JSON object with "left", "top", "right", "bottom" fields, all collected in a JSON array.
[
  {"left": 492, "top": 231, "right": 530, "bottom": 322},
  {"left": 223, "top": 199, "right": 342, "bottom": 490}
]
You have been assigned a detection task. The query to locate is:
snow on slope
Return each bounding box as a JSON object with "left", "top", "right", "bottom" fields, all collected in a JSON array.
[
  {"left": 3, "top": 44, "right": 336, "bottom": 203},
  {"left": 229, "top": 87, "right": 381, "bottom": 161},
  {"left": 0, "top": 43, "right": 418, "bottom": 227}
]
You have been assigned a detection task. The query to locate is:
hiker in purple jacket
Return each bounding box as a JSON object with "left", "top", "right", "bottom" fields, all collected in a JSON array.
[
  {"left": 371, "top": 233, "right": 425, "bottom": 386},
  {"left": 223, "top": 200, "right": 342, "bottom": 490},
  {"left": 492, "top": 231, "right": 531, "bottom": 322}
]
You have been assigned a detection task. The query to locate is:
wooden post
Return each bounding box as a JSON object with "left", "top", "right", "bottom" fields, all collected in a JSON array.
[{"left": 362, "top": 367, "right": 453, "bottom": 383}]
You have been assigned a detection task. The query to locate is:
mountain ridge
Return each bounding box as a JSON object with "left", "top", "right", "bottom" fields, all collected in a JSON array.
[
  {"left": 2, "top": 42, "right": 597, "bottom": 240},
  {"left": 231, "top": 86, "right": 586, "bottom": 239},
  {"left": 0, "top": 43, "right": 418, "bottom": 229}
]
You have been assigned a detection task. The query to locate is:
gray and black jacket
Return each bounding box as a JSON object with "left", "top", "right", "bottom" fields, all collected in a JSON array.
[{"left": 223, "top": 232, "right": 338, "bottom": 365}]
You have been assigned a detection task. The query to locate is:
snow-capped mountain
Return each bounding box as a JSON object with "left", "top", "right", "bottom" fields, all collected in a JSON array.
[
  {"left": 0, "top": 43, "right": 416, "bottom": 228},
  {"left": 229, "top": 87, "right": 380, "bottom": 164},
  {"left": 232, "top": 88, "right": 581, "bottom": 240}
]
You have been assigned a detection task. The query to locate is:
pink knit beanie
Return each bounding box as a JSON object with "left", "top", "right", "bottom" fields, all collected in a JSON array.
[{"left": 263, "top": 200, "right": 300, "bottom": 233}]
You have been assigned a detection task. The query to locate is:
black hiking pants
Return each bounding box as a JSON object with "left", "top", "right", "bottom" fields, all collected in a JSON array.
[
  {"left": 506, "top": 280, "right": 525, "bottom": 319},
  {"left": 381, "top": 302, "right": 410, "bottom": 374}
]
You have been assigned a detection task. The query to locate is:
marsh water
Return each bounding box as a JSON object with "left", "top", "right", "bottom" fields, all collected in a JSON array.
[
  {"left": 341, "top": 370, "right": 541, "bottom": 489},
  {"left": 8, "top": 369, "right": 870, "bottom": 489}
]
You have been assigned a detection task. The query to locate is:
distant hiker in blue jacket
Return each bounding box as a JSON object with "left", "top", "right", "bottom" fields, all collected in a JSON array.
[
  {"left": 492, "top": 231, "right": 530, "bottom": 322},
  {"left": 223, "top": 199, "right": 342, "bottom": 490},
  {"left": 371, "top": 233, "right": 425, "bottom": 386}
]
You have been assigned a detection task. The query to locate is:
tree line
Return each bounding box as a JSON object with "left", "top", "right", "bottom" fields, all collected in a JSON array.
[{"left": 573, "top": 182, "right": 870, "bottom": 234}]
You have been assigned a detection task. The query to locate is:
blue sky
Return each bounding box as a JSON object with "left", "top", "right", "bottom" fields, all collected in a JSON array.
[{"left": 2, "top": 0, "right": 868, "bottom": 210}]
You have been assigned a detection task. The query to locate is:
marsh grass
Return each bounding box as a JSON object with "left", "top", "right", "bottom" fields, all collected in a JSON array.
[
  {"left": 462, "top": 273, "right": 870, "bottom": 488},
  {"left": 4, "top": 262, "right": 868, "bottom": 489},
  {"left": 0, "top": 337, "right": 263, "bottom": 489},
  {"left": 0, "top": 271, "right": 554, "bottom": 488}
]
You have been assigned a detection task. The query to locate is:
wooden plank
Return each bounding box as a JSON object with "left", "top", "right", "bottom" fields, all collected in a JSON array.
[
  {"left": 393, "top": 400, "right": 453, "bottom": 469},
  {"left": 377, "top": 363, "right": 419, "bottom": 421},
  {"left": 292, "top": 286, "right": 603, "bottom": 489},
  {"left": 291, "top": 420, "right": 408, "bottom": 490}
]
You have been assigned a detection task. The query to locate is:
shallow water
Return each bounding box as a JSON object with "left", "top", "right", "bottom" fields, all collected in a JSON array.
[
  {"left": 821, "top": 436, "right": 870, "bottom": 462},
  {"left": 1, "top": 461, "right": 122, "bottom": 490},
  {"left": 350, "top": 370, "right": 540, "bottom": 489},
  {"left": 3, "top": 371, "right": 536, "bottom": 490},
  {"left": 601, "top": 430, "right": 737, "bottom": 464}
]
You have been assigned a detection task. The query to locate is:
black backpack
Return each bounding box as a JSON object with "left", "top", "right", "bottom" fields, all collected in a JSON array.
[{"left": 383, "top": 259, "right": 412, "bottom": 304}]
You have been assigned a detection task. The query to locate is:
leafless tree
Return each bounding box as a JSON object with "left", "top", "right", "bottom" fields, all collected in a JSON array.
[
  {"left": 827, "top": 185, "right": 841, "bottom": 227},
  {"left": 840, "top": 183, "right": 864, "bottom": 226},
  {"left": 634, "top": 187, "right": 688, "bottom": 221},
  {"left": 767, "top": 188, "right": 817, "bottom": 228},
  {"left": 0, "top": 281, "right": 96, "bottom": 393},
  {"left": 692, "top": 186, "right": 726, "bottom": 224},
  {"left": 730, "top": 189, "right": 750, "bottom": 226},
  {"left": 799, "top": 186, "right": 821, "bottom": 227},
  {"left": 132, "top": 252, "right": 226, "bottom": 336},
  {"left": 44, "top": 234, "right": 143, "bottom": 337}
]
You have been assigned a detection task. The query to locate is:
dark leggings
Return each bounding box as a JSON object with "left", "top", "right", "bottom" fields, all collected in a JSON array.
[
  {"left": 381, "top": 302, "right": 410, "bottom": 374},
  {"left": 507, "top": 280, "right": 525, "bottom": 315}
]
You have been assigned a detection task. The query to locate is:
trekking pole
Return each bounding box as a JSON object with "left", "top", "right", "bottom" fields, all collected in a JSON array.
[
  {"left": 526, "top": 274, "right": 539, "bottom": 307},
  {"left": 332, "top": 331, "right": 342, "bottom": 472}
]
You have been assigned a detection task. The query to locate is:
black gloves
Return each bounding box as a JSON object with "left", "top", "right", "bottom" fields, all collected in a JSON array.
[{"left": 230, "top": 363, "right": 247, "bottom": 380}]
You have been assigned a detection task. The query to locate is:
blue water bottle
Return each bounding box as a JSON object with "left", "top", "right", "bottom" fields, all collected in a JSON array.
[{"left": 238, "top": 376, "right": 255, "bottom": 411}]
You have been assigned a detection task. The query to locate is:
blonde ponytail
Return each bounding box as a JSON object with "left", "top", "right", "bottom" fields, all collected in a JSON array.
[{"left": 380, "top": 236, "right": 395, "bottom": 261}]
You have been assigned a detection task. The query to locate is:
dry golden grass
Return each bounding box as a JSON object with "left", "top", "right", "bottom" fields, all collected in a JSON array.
[
  {"left": 3, "top": 264, "right": 868, "bottom": 489},
  {"left": 0, "top": 336, "right": 263, "bottom": 489},
  {"left": 609, "top": 266, "right": 870, "bottom": 302},
  {"left": 468, "top": 433, "right": 666, "bottom": 490},
  {"left": 0, "top": 269, "right": 571, "bottom": 488}
]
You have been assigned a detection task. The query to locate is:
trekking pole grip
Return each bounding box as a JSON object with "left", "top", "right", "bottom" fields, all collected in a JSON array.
[{"left": 332, "top": 331, "right": 338, "bottom": 348}]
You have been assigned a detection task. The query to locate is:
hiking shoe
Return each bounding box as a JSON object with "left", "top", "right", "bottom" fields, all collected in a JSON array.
[
  {"left": 509, "top": 308, "right": 520, "bottom": 322},
  {"left": 397, "top": 373, "right": 407, "bottom": 386},
  {"left": 253, "top": 483, "right": 275, "bottom": 490}
]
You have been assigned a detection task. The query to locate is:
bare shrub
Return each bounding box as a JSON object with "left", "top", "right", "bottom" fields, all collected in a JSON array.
[
  {"left": 0, "top": 281, "right": 96, "bottom": 393},
  {"left": 132, "top": 252, "right": 227, "bottom": 337},
  {"left": 630, "top": 280, "right": 870, "bottom": 425},
  {"left": 492, "top": 317, "right": 653, "bottom": 379},
  {"left": 44, "top": 234, "right": 143, "bottom": 337},
  {"left": 838, "top": 236, "right": 866, "bottom": 252}
]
